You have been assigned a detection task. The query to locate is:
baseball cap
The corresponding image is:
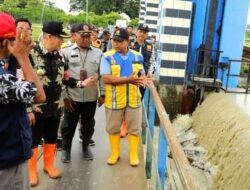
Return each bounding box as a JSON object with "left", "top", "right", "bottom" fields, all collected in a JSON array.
[
  {"left": 75, "top": 24, "right": 92, "bottom": 37},
  {"left": 42, "top": 21, "right": 69, "bottom": 38},
  {"left": 112, "top": 28, "right": 129, "bottom": 42},
  {"left": 0, "top": 12, "right": 16, "bottom": 39},
  {"left": 138, "top": 23, "right": 149, "bottom": 32}
]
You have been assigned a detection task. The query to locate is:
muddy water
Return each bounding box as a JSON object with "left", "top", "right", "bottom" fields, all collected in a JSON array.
[{"left": 192, "top": 93, "right": 250, "bottom": 190}]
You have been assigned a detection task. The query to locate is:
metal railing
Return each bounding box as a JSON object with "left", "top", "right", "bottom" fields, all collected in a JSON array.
[
  {"left": 223, "top": 59, "right": 250, "bottom": 94},
  {"left": 142, "top": 83, "right": 198, "bottom": 190}
]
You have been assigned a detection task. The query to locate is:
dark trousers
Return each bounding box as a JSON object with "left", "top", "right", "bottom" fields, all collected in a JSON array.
[
  {"left": 140, "top": 87, "right": 146, "bottom": 100},
  {"left": 61, "top": 101, "right": 97, "bottom": 150},
  {"left": 32, "top": 116, "right": 60, "bottom": 148}
]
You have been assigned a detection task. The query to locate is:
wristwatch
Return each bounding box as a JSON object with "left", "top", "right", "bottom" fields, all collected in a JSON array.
[{"left": 76, "top": 81, "right": 85, "bottom": 88}]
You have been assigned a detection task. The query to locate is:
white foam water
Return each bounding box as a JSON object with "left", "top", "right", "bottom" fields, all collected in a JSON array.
[{"left": 192, "top": 92, "right": 250, "bottom": 190}]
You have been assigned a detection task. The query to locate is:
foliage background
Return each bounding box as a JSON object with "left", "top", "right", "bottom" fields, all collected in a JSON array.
[{"left": 0, "top": 0, "right": 139, "bottom": 27}]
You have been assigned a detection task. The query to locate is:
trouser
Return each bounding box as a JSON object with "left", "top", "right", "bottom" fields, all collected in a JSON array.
[
  {"left": 32, "top": 116, "right": 61, "bottom": 148},
  {"left": 57, "top": 113, "right": 65, "bottom": 140},
  {"left": 105, "top": 106, "right": 142, "bottom": 135},
  {"left": 61, "top": 101, "right": 97, "bottom": 150},
  {"left": 140, "top": 87, "right": 146, "bottom": 100},
  {"left": 0, "top": 161, "right": 30, "bottom": 190}
]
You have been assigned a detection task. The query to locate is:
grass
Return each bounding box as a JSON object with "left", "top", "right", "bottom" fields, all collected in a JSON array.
[{"left": 32, "top": 23, "right": 42, "bottom": 41}]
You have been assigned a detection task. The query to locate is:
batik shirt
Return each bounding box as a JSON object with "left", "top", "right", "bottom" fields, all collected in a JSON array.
[
  {"left": 0, "top": 60, "right": 37, "bottom": 104},
  {"left": 31, "top": 43, "right": 65, "bottom": 117}
]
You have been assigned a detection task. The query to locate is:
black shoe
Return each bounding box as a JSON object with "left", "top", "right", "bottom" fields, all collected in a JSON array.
[
  {"left": 56, "top": 139, "right": 62, "bottom": 151},
  {"left": 89, "top": 139, "right": 95, "bottom": 146},
  {"left": 83, "top": 147, "right": 93, "bottom": 161},
  {"left": 61, "top": 148, "right": 71, "bottom": 163}
]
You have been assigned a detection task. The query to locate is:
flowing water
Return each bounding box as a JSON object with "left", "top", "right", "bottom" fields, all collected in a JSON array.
[{"left": 192, "top": 92, "right": 250, "bottom": 190}]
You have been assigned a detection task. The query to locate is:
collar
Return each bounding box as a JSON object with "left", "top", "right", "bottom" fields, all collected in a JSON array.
[
  {"left": 72, "top": 42, "right": 93, "bottom": 51},
  {"left": 38, "top": 42, "right": 60, "bottom": 55},
  {"left": 39, "top": 42, "right": 49, "bottom": 55}
]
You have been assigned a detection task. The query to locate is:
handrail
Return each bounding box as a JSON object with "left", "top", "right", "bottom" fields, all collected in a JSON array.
[{"left": 148, "top": 83, "right": 199, "bottom": 190}]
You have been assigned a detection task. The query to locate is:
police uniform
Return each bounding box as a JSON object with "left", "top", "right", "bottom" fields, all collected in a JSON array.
[{"left": 61, "top": 24, "right": 104, "bottom": 162}]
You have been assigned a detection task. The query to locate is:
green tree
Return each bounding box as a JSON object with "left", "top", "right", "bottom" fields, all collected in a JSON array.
[{"left": 69, "top": 0, "right": 139, "bottom": 18}]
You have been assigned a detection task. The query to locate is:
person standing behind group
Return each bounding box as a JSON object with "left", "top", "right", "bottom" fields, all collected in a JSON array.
[
  {"left": 61, "top": 24, "right": 104, "bottom": 163},
  {"left": 130, "top": 24, "right": 154, "bottom": 98},
  {"left": 101, "top": 30, "right": 111, "bottom": 52},
  {"left": 90, "top": 25, "right": 102, "bottom": 49},
  {"left": 100, "top": 28, "right": 147, "bottom": 167},
  {"left": 0, "top": 12, "right": 45, "bottom": 190},
  {"left": 127, "top": 25, "right": 136, "bottom": 47}
]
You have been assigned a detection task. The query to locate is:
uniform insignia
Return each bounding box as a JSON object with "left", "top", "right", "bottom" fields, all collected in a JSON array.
[
  {"left": 115, "top": 30, "right": 120, "bottom": 36},
  {"left": 83, "top": 25, "right": 89, "bottom": 32}
]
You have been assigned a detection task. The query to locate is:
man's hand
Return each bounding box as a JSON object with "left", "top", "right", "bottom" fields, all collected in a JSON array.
[
  {"left": 7, "top": 30, "right": 31, "bottom": 59},
  {"left": 33, "top": 106, "right": 43, "bottom": 113},
  {"left": 64, "top": 98, "right": 74, "bottom": 112},
  {"left": 81, "top": 76, "right": 97, "bottom": 87},
  {"left": 128, "top": 72, "right": 146, "bottom": 87},
  {"left": 27, "top": 112, "right": 36, "bottom": 126},
  {"left": 97, "top": 95, "right": 105, "bottom": 107}
]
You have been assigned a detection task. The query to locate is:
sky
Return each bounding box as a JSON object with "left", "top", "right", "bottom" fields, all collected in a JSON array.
[{"left": 49, "top": 0, "right": 70, "bottom": 13}]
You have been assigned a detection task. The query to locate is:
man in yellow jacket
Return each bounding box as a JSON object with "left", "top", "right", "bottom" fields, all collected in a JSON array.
[{"left": 100, "top": 28, "right": 146, "bottom": 166}]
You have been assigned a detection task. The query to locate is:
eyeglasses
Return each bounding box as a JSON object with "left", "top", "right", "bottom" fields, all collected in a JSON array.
[{"left": 16, "top": 27, "right": 32, "bottom": 32}]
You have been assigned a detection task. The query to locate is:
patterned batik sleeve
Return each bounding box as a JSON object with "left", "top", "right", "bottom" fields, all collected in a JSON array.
[{"left": 0, "top": 73, "right": 37, "bottom": 104}]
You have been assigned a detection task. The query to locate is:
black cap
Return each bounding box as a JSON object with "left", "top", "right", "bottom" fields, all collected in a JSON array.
[
  {"left": 138, "top": 23, "right": 149, "bottom": 32},
  {"left": 75, "top": 23, "right": 92, "bottom": 36},
  {"left": 103, "top": 30, "right": 110, "bottom": 35},
  {"left": 42, "top": 21, "right": 69, "bottom": 37},
  {"left": 112, "top": 28, "right": 129, "bottom": 42}
]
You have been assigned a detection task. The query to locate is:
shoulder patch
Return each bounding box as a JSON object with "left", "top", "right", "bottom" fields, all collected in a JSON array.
[{"left": 104, "top": 50, "right": 116, "bottom": 57}]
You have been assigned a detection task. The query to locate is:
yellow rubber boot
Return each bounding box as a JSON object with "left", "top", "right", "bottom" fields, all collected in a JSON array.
[
  {"left": 28, "top": 148, "right": 39, "bottom": 187},
  {"left": 120, "top": 120, "right": 128, "bottom": 138},
  {"left": 107, "top": 134, "right": 120, "bottom": 165},
  {"left": 128, "top": 135, "right": 140, "bottom": 167},
  {"left": 43, "top": 144, "right": 61, "bottom": 179}
]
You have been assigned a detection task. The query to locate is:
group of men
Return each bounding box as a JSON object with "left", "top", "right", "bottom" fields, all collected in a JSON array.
[{"left": 0, "top": 11, "right": 155, "bottom": 190}]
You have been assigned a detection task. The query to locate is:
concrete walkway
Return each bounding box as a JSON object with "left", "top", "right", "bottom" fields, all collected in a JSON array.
[{"left": 31, "top": 106, "right": 147, "bottom": 190}]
